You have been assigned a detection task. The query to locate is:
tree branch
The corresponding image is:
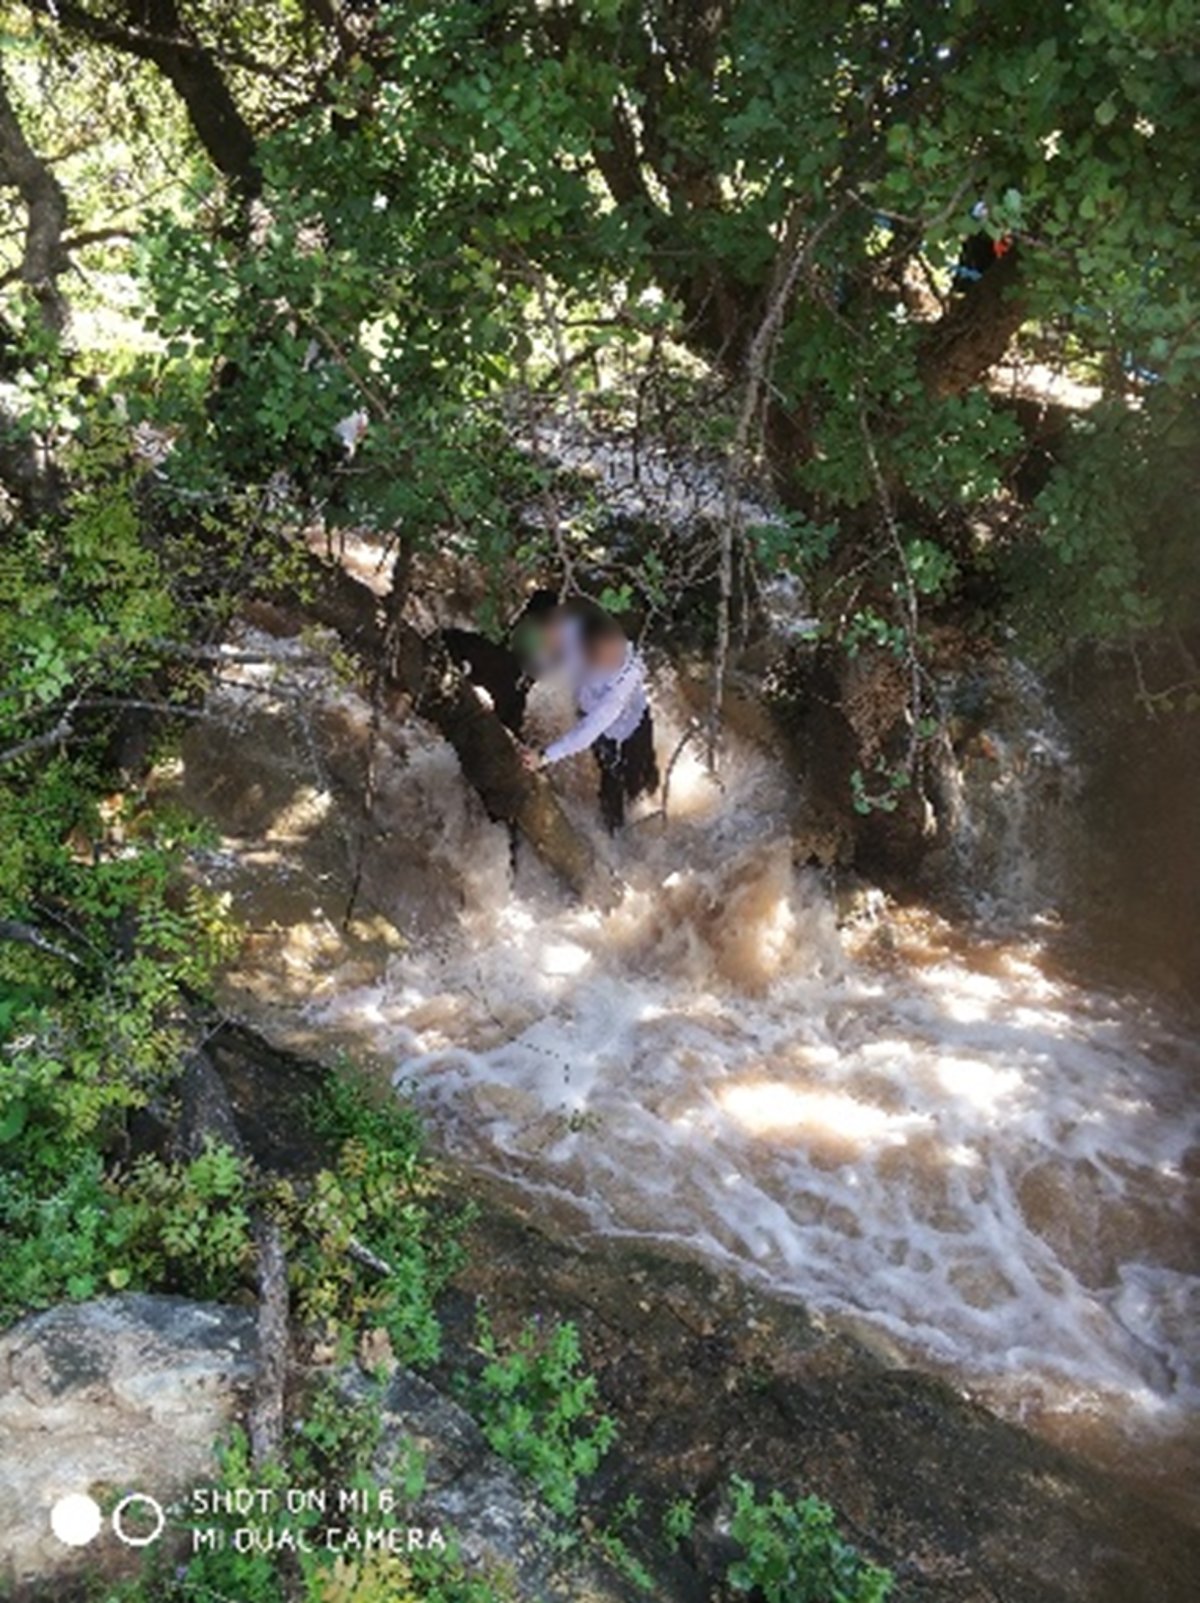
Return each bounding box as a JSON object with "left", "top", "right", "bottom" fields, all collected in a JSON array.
[
  {"left": 30, "top": 0, "right": 261, "bottom": 196},
  {"left": 0, "top": 64, "right": 69, "bottom": 333},
  {"left": 0, "top": 917, "right": 83, "bottom": 966},
  {"left": 0, "top": 226, "right": 136, "bottom": 290}
]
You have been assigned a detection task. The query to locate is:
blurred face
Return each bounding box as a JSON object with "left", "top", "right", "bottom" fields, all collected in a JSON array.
[{"left": 587, "top": 633, "right": 627, "bottom": 672}]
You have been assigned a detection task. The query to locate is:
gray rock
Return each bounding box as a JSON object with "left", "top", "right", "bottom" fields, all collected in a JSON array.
[
  {"left": 346, "top": 1367, "right": 642, "bottom": 1603},
  {"left": 175, "top": 1049, "right": 245, "bottom": 1160},
  {"left": 0, "top": 1291, "right": 644, "bottom": 1599},
  {"left": 0, "top": 1294, "right": 258, "bottom": 1588}
]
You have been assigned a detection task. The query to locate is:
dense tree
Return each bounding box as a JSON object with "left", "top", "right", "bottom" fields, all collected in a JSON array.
[{"left": 0, "top": 0, "right": 1197, "bottom": 941}]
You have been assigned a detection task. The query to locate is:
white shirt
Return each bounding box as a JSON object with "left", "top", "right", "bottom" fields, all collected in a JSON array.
[{"left": 542, "top": 642, "right": 649, "bottom": 764}]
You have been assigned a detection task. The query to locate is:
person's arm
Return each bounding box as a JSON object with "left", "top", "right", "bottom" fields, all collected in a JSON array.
[{"left": 541, "top": 667, "right": 641, "bottom": 765}]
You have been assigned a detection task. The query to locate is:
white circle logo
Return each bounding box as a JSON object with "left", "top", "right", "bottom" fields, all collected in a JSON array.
[
  {"left": 111, "top": 1492, "right": 166, "bottom": 1547},
  {"left": 50, "top": 1493, "right": 102, "bottom": 1548}
]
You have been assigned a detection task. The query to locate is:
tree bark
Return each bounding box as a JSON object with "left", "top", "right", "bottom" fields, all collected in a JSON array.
[
  {"left": 247, "top": 1219, "right": 288, "bottom": 1467},
  {"left": 0, "top": 66, "right": 68, "bottom": 334},
  {"left": 173, "top": 1048, "right": 288, "bottom": 1467},
  {"left": 917, "top": 247, "right": 1026, "bottom": 398}
]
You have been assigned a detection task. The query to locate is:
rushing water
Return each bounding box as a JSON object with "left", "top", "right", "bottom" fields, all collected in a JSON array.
[{"left": 195, "top": 637, "right": 1200, "bottom": 1510}]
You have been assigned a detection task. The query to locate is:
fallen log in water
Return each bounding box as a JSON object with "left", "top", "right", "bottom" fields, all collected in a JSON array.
[{"left": 273, "top": 554, "right": 616, "bottom": 904}]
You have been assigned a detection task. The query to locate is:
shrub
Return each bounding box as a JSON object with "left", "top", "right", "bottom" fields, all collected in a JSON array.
[
  {"left": 727, "top": 1476, "right": 893, "bottom": 1603},
  {"left": 279, "top": 1076, "right": 473, "bottom": 1365},
  {"left": 467, "top": 1313, "right": 617, "bottom": 1520}
]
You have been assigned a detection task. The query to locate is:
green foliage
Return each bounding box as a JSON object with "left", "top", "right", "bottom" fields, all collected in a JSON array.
[
  {"left": 1005, "top": 393, "right": 1200, "bottom": 655},
  {"left": 748, "top": 513, "right": 839, "bottom": 579},
  {"left": 727, "top": 1477, "right": 894, "bottom": 1603},
  {"left": 592, "top": 1493, "right": 655, "bottom": 1593},
  {"left": 467, "top": 1313, "right": 617, "bottom": 1520},
  {"left": 0, "top": 1130, "right": 254, "bottom": 1321},
  {"left": 279, "top": 1076, "right": 472, "bottom": 1366},
  {"left": 851, "top": 763, "right": 912, "bottom": 817},
  {"left": 0, "top": 1146, "right": 125, "bottom": 1316},
  {"left": 843, "top": 610, "right": 908, "bottom": 660},
  {"left": 108, "top": 1140, "right": 255, "bottom": 1299},
  {"left": 3, "top": 0, "right": 1195, "bottom": 747},
  {"left": 91, "top": 1381, "right": 513, "bottom": 1603},
  {"left": 662, "top": 1495, "right": 697, "bottom": 1548},
  {"left": 0, "top": 1020, "right": 467, "bottom": 1361},
  {"left": 0, "top": 757, "right": 238, "bottom": 1326}
]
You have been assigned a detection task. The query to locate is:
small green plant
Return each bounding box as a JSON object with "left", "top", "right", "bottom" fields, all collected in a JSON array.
[
  {"left": 593, "top": 1491, "right": 655, "bottom": 1593},
  {"left": 662, "top": 1494, "right": 696, "bottom": 1548},
  {"left": 98, "top": 1377, "right": 505, "bottom": 1603},
  {"left": 0, "top": 1148, "right": 129, "bottom": 1316},
  {"left": 468, "top": 1312, "right": 617, "bottom": 1519},
  {"left": 850, "top": 762, "right": 911, "bottom": 816},
  {"left": 843, "top": 608, "right": 908, "bottom": 660},
  {"left": 279, "top": 1075, "right": 473, "bottom": 1365},
  {"left": 726, "top": 1477, "right": 893, "bottom": 1603},
  {"left": 0, "top": 1124, "right": 252, "bottom": 1323}
]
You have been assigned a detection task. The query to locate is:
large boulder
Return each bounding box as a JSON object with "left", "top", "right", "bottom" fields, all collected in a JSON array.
[{"left": 0, "top": 1294, "right": 258, "bottom": 1590}]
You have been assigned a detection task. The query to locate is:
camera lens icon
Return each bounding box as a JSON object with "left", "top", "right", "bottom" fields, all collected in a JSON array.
[
  {"left": 112, "top": 1492, "right": 167, "bottom": 1547},
  {"left": 50, "top": 1490, "right": 166, "bottom": 1548}
]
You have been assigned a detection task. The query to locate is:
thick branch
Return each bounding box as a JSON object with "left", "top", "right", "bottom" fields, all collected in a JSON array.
[
  {"left": 32, "top": 0, "right": 260, "bottom": 195},
  {"left": 176, "top": 1050, "right": 288, "bottom": 1466},
  {"left": 0, "top": 227, "right": 136, "bottom": 290},
  {"left": 0, "top": 916, "right": 82, "bottom": 966},
  {"left": 0, "top": 66, "right": 69, "bottom": 333},
  {"left": 248, "top": 1219, "right": 288, "bottom": 1466},
  {"left": 278, "top": 555, "right": 613, "bottom": 902},
  {"left": 917, "top": 247, "right": 1026, "bottom": 397}
]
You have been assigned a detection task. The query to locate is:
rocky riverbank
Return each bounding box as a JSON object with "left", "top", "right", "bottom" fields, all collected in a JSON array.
[{"left": 6, "top": 1024, "right": 1196, "bottom": 1602}]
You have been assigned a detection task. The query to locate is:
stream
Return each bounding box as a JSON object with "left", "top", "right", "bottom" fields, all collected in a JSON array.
[{"left": 180, "top": 630, "right": 1200, "bottom": 1522}]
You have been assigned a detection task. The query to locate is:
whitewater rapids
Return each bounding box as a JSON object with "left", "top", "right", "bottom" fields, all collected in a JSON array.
[{"left": 197, "top": 638, "right": 1200, "bottom": 1499}]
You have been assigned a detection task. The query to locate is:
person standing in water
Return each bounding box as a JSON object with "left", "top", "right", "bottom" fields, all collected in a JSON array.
[{"left": 520, "top": 605, "right": 659, "bottom": 832}]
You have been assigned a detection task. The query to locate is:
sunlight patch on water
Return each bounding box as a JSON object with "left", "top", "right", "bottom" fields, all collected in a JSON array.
[
  {"left": 934, "top": 1056, "right": 1024, "bottom": 1111},
  {"left": 718, "top": 1081, "right": 929, "bottom": 1149},
  {"left": 308, "top": 796, "right": 1199, "bottom": 1453}
]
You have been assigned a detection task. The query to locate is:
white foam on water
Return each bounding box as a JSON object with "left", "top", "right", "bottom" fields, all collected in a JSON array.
[{"left": 270, "top": 657, "right": 1200, "bottom": 1471}]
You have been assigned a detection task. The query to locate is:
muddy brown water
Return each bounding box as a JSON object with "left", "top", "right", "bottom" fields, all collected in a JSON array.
[
  {"left": 198, "top": 1024, "right": 1200, "bottom": 1603},
  {"left": 165, "top": 629, "right": 1200, "bottom": 1564}
]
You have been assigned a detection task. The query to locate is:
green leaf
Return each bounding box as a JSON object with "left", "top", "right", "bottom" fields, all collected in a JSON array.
[{"left": 0, "top": 1102, "right": 28, "bottom": 1144}]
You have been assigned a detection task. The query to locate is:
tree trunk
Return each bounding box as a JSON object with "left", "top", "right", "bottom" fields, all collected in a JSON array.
[
  {"left": 418, "top": 638, "right": 610, "bottom": 901},
  {"left": 281, "top": 556, "right": 614, "bottom": 903},
  {"left": 134, "top": 0, "right": 260, "bottom": 194},
  {"left": 247, "top": 1219, "right": 288, "bottom": 1467},
  {"left": 0, "top": 67, "right": 68, "bottom": 334},
  {"left": 34, "top": 0, "right": 260, "bottom": 196},
  {"left": 917, "top": 247, "right": 1026, "bottom": 398}
]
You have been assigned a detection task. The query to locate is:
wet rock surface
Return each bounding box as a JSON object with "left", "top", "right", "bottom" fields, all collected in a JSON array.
[
  {"left": 0, "top": 1295, "right": 257, "bottom": 1590},
  {"left": 7, "top": 1033, "right": 1198, "bottom": 1602},
  {"left": 197, "top": 926, "right": 1200, "bottom": 1603},
  {"left": 156, "top": 630, "right": 1200, "bottom": 1603},
  {"left": 0, "top": 1289, "right": 655, "bottom": 1603},
  {"left": 347, "top": 1367, "right": 661, "bottom": 1603},
  {"left": 433, "top": 1198, "right": 1200, "bottom": 1603}
]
